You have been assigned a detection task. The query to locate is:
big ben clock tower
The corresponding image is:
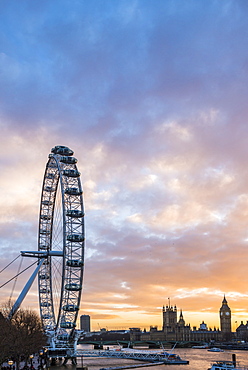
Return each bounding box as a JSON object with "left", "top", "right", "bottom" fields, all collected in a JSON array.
[{"left": 219, "top": 295, "right": 231, "bottom": 333}]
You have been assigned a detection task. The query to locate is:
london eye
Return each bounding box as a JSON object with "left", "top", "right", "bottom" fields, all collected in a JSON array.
[
  {"left": 37, "top": 145, "right": 85, "bottom": 346},
  {"left": 5, "top": 145, "right": 85, "bottom": 354}
]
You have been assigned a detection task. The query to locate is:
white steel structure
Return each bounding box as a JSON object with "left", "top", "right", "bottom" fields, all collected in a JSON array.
[
  {"left": 38, "top": 145, "right": 85, "bottom": 348},
  {"left": 9, "top": 145, "right": 85, "bottom": 358}
]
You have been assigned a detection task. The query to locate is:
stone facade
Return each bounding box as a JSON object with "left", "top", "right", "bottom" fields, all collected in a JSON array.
[
  {"left": 131, "top": 296, "right": 231, "bottom": 343},
  {"left": 236, "top": 321, "right": 248, "bottom": 341},
  {"left": 219, "top": 295, "right": 232, "bottom": 341},
  {"left": 219, "top": 296, "right": 231, "bottom": 332}
]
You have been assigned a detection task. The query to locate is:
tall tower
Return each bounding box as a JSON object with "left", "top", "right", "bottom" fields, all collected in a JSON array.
[
  {"left": 163, "top": 304, "right": 177, "bottom": 330},
  {"left": 219, "top": 295, "right": 231, "bottom": 333},
  {"left": 80, "top": 314, "right": 91, "bottom": 332},
  {"left": 178, "top": 309, "right": 185, "bottom": 327}
]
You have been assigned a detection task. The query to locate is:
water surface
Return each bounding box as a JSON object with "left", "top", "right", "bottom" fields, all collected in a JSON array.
[{"left": 51, "top": 346, "right": 248, "bottom": 370}]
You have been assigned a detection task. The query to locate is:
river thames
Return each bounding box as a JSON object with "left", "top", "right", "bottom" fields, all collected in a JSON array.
[{"left": 50, "top": 346, "right": 248, "bottom": 370}]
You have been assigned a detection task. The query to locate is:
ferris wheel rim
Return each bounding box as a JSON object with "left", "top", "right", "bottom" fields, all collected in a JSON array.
[{"left": 37, "top": 146, "right": 85, "bottom": 342}]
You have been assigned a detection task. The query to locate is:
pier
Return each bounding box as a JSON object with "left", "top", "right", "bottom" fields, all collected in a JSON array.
[
  {"left": 76, "top": 349, "right": 189, "bottom": 364},
  {"left": 99, "top": 362, "right": 165, "bottom": 370}
]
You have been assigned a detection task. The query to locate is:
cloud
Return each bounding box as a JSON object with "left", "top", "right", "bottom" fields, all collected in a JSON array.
[{"left": 1, "top": 0, "right": 248, "bottom": 331}]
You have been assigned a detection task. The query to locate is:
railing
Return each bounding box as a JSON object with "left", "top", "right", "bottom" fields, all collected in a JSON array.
[{"left": 76, "top": 349, "right": 188, "bottom": 364}]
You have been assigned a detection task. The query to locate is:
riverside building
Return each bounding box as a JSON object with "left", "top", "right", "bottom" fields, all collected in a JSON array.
[
  {"left": 80, "top": 314, "right": 91, "bottom": 332},
  {"left": 130, "top": 296, "right": 231, "bottom": 343}
]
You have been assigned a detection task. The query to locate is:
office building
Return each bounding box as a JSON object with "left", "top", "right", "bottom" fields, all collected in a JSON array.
[{"left": 80, "top": 314, "right": 91, "bottom": 332}]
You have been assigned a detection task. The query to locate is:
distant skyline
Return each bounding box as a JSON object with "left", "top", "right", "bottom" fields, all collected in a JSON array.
[{"left": 1, "top": 0, "right": 248, "bottom": 331}]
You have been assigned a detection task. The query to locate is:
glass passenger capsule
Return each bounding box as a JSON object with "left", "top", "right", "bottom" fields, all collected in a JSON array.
[
  {"left": 67, "top": 234, "right": 84, "bottom": 242},
  {"left": 62, "top": 304, "right": 79, "bottom": 312},
  {"left": 66, "top": 259, "right": 84, "bottom": 267},
  {"left": 60, "top": 156, "right": 77, "bottom": 164},
  {"left": 65, "top": 187, "right": 82, "bottom": 196},
  {"left": 66, "top": 210, "right": 84, "bottom": 218},
  {"left": 60, "top": 322, "right": 76, "bottom": 329},
  {"left": 63, "top": 169, "right": 80, "bottom": 177},
  {"left": 65, "top": 283, "right": 82, "bottom": 291},
  {"left": 51, "top": 146, "right": 74, "bottom": 156}
]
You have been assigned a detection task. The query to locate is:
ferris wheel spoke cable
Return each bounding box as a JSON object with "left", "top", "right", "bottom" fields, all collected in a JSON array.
[
  {"left": 54, "top": 194, "right": 62, "bottom": 213},
  {"left": 53, "top": 233, "right": 63, "bottom": 250},
  {"left": 52, "top": 213, "right": 63, "bottom": 250},
  {"left": 52, "top": 235, "right": 62, "bottom": 251},
  {"left": 53, "top": 207, "right": 62, "bottom": 224},
  {"left": 53, "top": 274, "right": 61, "bottom": 294},
  {"left": 52, "top": 269, "right": 62, "bottom": 314},
  {"left": 0, "top": 255, "right": 21, "bottom": 274},
  {"left": 53, "top": 260, "right": 62, "bottom": 276},
  {"left": 52, "top": 264, "right": 62, "bottom": 287},
  {"left": 51, "top": 259, "right": 63, "bottom": 300},
  {"left": 52, "top": 276, "right": 62, "bottom": 304},
  {"left": 52, "top": 237, "right": 62, "bottom": 252},
  {"left": 0, "top": 260, "right": 38, "bottom": 289},
  {"left": 52, "top": 281, "right": 60, "bottom": 304},
  {"left": 51, "top": 192, "right": 64, "bottom": 316},
  {"left": 9, "top": 256, "right": 23, "bottom": 303}
]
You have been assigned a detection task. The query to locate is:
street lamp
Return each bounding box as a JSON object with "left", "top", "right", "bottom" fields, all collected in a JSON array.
[
  {"left": 44, "top": 348, "right": 48, "bottom": 368},
  {"left": 39, "top": 351, "right": 44, "bottom": 368},
  {"left": 8, "top": 360, "right": 14, "bottom": 370},
  {"left": 30, "top": 355, "right": 34, "bottom": 368}
]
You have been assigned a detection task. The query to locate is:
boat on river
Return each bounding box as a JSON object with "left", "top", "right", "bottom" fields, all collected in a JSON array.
[
  {"left": 209, "top": 361, "right": 248, "bottom": 370},
  {"left": 208, "top": 347, "right": 224, "bottom": 352},
  {"left": 209, "top": 355, "right": 248, "bottom": 370}
]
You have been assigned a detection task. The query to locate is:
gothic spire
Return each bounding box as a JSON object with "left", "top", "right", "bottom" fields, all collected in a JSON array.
[{"left": 222, "top": 294, "right": 227, "bottom": 304}]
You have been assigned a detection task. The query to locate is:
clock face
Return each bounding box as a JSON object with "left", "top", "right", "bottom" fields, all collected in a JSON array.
[{"left": 225, "top": 312, "right": 230, "bottom": 315}]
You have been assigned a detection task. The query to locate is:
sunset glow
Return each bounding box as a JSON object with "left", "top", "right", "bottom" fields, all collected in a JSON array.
[{"left": 1, "top": 1, "right": 248, "bottom": 333}]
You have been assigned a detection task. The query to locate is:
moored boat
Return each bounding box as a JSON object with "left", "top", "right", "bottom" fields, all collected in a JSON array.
[
  {"left": 209, "top": 361, "right": 248, "bottom": 370},
  {"left": 208, "top": 347, "right": 224, "bottom": 352},
  {"left": 209, "top": 354, "right": 248, "bottom": 370}
]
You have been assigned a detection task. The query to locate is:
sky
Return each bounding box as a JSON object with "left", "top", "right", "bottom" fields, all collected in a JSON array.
[{"left": 1, "top": 0, "right": 248, "bottom": 332}]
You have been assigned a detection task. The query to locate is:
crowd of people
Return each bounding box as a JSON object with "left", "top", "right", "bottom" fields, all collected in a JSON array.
[{"left": 2, "top": 355, "right": 46, "bottom": 370}]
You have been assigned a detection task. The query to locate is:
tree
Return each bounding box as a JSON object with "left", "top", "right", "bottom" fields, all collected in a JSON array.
[
  {"left": 0, "top": 305, "right": 47, "bottom": 369},
  {"left": 0, "top": 312, "right": 13, "bottom": 366}
]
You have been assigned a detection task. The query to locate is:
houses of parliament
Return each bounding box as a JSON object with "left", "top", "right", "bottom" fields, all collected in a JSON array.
[{"left": 131, "top": 296, "right": 234, "bottom": 342}]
